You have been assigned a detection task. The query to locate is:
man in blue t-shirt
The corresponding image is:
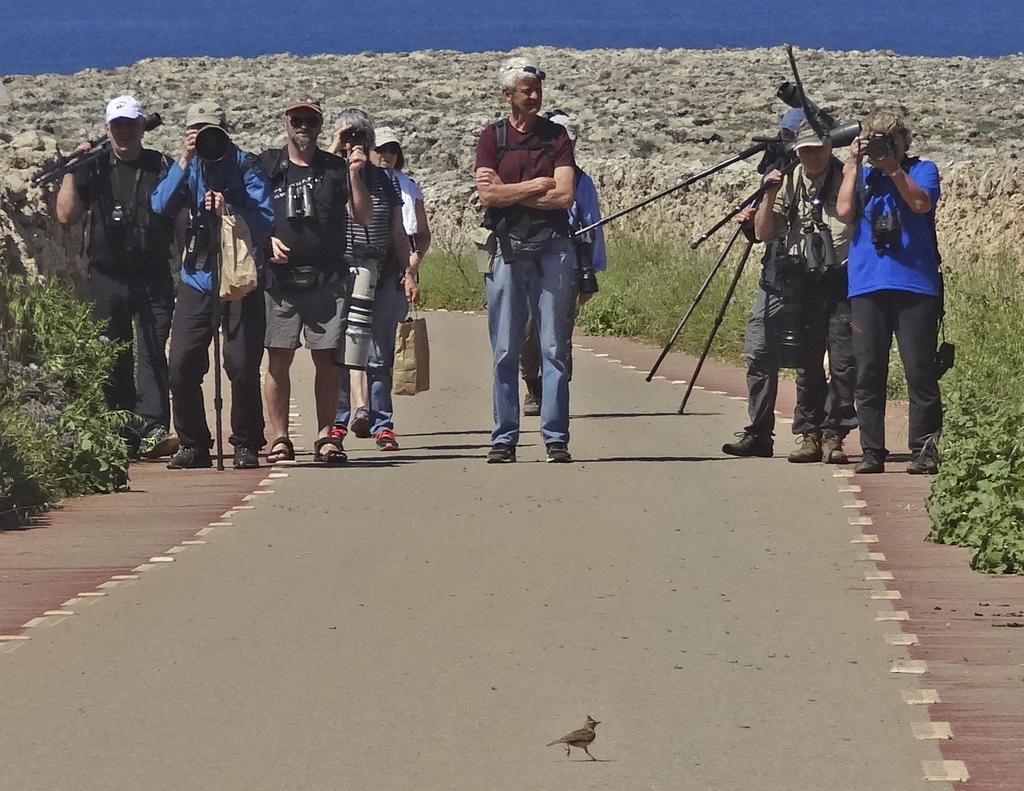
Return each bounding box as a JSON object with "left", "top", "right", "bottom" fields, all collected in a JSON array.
[{"left": 837, "top": 108, "right": 943, "bottom": 475}]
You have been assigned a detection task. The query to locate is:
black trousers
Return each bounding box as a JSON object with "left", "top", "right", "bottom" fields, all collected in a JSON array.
[
  {"left": 168, "top": 283, "right": 266, "bottom": 451},
  {"left": 851, "top": 289, "right": 942, "bottom": 455},
  {"left": 745, "top": 269, "right": 857, "bottom": 438},
  {"left": 88, "top": 267, "right": 173, "bottom": 438}
]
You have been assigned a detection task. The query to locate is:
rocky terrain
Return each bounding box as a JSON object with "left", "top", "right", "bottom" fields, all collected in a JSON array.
[{"left": 2, "top": 45, "right": 1023, "bottom": 284}]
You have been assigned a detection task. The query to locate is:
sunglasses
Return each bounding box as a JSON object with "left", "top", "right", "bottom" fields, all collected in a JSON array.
[
  {"left": 522, "top": 66, "right": 546, "bottom": 80},
  {"left": 288, "top": 114, "right": 322, "bottom": 129}
]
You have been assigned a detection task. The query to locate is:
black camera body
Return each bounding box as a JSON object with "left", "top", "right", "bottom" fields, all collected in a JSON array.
[
  {"left": 870, "top": 206, "right": 902, "bottom": 254},
  {"left": 864, "top": 133, "right": 892, "bottom": 161},
  {"left": 574, "top": 229, "right": 600, "bottom": 295}
]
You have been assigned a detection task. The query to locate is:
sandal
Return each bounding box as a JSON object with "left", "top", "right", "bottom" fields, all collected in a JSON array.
[
  {"left": 266, "top": 436, "right": 295, "bottom": 464},
  {"left": 313, "top": 436, "right": 348, "bottom": 465}
]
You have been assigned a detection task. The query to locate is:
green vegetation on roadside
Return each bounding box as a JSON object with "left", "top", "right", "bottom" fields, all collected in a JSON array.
[
  {"left": 0, "top": 272, "right": 130, "bottom": 528},
  {"left": 421, "top": 231, "right": 1024, "bottom": 574}
]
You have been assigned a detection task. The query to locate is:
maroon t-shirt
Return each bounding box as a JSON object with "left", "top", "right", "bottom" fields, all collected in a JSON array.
[
  {"left": 475, "top": 116, "right": 575, "bottom": 233},
  {"left": 474, "top": 116, "right": 575, "bottom": 184}
]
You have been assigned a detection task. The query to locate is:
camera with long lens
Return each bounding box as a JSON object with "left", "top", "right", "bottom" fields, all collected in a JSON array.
[
  {"left": 574, "top": 229, "right": 600, "bottom": 295},
  {"left": 760, "top": 248, "right": 807, "bottom": 370},
  {"left": 864, "top": 133, "right": 892, "bottom": 161},
  {"left": 286, "top": 182, "right": 316, "bottom": 220},
  {"left": 340, "top": 241, "right": 387, "bottom": 370},
  {"left": 195, "top": 124, "right": 232, "bottom": 162},
  {"left": 870, "top": 206, "right": 902, "bottom": 254}
]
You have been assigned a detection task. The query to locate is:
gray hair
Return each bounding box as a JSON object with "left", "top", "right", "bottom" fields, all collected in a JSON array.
[
  {"left": 334, "top": 107, "right": 376, "bottom": 148},
  {"left": 497, "top": 57, "right": 545, "bottom": 90}
]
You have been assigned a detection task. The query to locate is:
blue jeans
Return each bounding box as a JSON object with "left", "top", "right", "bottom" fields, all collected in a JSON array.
[
  {"left": 335, "top": 276, "right": 409, "bottom": 434},
  {"left": 485, "top": 237, "right": 576, "bottom": 446}
]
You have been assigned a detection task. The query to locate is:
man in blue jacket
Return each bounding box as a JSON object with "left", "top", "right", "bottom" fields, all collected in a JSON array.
[{"left": 151, "top": 102, "right": 275, "bottom": 469}]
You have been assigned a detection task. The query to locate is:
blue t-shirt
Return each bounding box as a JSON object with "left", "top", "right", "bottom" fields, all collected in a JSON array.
[{"left": 847, "top": 157, "right": 941, "bottom": 298}]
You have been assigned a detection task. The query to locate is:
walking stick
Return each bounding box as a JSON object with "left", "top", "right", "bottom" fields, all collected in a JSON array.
[{"left": 209, "top": 202, "right": 226, "bottom": 471}]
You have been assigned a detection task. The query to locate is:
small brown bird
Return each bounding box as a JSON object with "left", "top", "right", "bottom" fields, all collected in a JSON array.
[{"left": 546, "top": 715, "right": 601, "bottom": 760}]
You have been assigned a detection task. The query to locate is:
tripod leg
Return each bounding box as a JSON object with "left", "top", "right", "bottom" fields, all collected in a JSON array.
[
  {"left": 678, "top": 239, "right": 755, "bottom": 415},
  {"left": 647, "top": 225, "right": 743, "bottom": 381}
]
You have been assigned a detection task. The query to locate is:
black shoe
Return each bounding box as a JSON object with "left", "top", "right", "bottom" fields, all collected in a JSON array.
[
  {"left": 166, "top": 446, "right": 212, "bottom": 469},
  {"left": 546, "top": 442, "right": 573, "bottom": 463},
  {"left": 855, "top": 450, "right": 886, "bottom": 474},
  {"left": 907, "top": 437, "right": 940, "bottom": 475},
  {"left": 486, "top": 443, "right": 517, "bottom": 464},
  {"left": 233, "top": 446, "right": 260, "bottom": 469},
  {"left": 722, "top": 431, "right": 773, "bottom": 458}
]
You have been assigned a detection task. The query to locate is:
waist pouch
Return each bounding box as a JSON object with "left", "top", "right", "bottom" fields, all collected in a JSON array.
[{"left": 270, "top": 265, "right": 321, "bottom": 292}]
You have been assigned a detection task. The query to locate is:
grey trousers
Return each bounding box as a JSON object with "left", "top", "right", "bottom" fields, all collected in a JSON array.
[{"left": 743, "top": 269, "right": 857, "bottom": 438}]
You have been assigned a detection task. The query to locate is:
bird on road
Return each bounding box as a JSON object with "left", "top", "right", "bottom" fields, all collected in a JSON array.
[{"left": 546, "top": 715, "right": 601, "bottom": 760}]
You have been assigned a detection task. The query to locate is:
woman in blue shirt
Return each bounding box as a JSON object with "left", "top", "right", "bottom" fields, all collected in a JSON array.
[{"left": 837, "top": 108, "right": 943, "bottom": 475}]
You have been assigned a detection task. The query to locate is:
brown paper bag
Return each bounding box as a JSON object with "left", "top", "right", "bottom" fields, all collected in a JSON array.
[
  {"left": 218, "top": 211, "right": 258, "bottom": 301},
  {"left": 392, "top": 315, "right": 430, "bottom": 396}
]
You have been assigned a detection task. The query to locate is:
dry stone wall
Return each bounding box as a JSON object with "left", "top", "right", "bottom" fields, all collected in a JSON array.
[{"left": 2, "top": 45, "right": 1023, "bottom": 282}]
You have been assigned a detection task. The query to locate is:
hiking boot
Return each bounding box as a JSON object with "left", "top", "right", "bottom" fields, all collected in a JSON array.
[
  {"left": 546, "top": 442, "right": 573, "bottom": 463},
  {"left": 374, "top": 429, "right": 400, "bottom": 452},
  {"left": 722, "top": 431, "right": 773, "bottom": 458},
  {"left": 486, "top": 443, "right": 516, "bottom": 464},
  {"left": 139, "top": 427, "right": 179, "bottom": 459},
  {"left": 907, "top": 436, "right": 940, "bottom": 475},
  {"left": 350, "top": 407, "right": 371, "bottom": 439},
  {"left": 821, "top": 431, "right": 849, "bottom": 465},
  {"left": 788, "top": 431, "right": 823, "bottom": 463},
  {"left": 166, "top": 445, "right": 212, "bottom": 470},
  {"left": 855, "top": 450, "right": 886, "bottom": 474},
  {"left": 523, "top": 391, "right": 541, "bottom": 417},
  {"left": 523, "top": 378, "right": 542, "bottom": 417},
  {"left": 233, "top": 446, "right": 260, "bottom": 469}
]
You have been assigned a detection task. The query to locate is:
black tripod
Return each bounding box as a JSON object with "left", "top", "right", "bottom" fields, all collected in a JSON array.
[{"left": 645, "top": 160, "right": 797, "bottom": 398}]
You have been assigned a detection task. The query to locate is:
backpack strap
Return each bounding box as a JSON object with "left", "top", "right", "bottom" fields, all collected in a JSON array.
[{"left": 495, "top": 119, "right": 508, "bottom": 168}]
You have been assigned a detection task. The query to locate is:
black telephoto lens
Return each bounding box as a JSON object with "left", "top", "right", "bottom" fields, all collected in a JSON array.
[{"left": 195, "top": 124, "right": 231, "bottom": 162}]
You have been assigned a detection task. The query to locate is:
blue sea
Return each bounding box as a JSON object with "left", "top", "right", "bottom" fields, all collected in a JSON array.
[{"left": 3, "top": 0, "right": 1021, "bottom": 75}]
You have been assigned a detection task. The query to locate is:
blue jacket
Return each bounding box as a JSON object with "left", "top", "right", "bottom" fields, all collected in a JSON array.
[
  {"left": 568, "top": 169, "right": 607, "bottom": 272},
  {"left": 151, "top": 148, "right": 275, "bottom": 294}
]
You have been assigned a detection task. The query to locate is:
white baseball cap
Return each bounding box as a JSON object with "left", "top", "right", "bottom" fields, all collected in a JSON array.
[{"left": 105, "top": 95, "right": 143, "bottom": 123}]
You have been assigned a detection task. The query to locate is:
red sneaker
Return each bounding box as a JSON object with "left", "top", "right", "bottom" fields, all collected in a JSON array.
[
  {"left": 328, "top": 425, "right": 347, "bottom": 443},
  {"left": 374, "top": 429, "right": 399, "bottom": 452}
]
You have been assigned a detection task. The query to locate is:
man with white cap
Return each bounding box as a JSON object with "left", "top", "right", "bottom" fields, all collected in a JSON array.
[
  {"left": 723, "top": 118, "right": 857, "bottom": 464},
  {"left": 474, "top": 56, "right": 577, "bottom": 464},
  {"left": 56, "top": 94, "right": 180, "bottom": 460}
]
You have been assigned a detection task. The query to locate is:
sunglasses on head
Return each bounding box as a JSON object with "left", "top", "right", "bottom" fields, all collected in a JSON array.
[
  {"left": 288, "top": 114, "right": 322, "bottom": 129},
  {"left": 522, "top": 66, "right": 546, "bottom": 80}
]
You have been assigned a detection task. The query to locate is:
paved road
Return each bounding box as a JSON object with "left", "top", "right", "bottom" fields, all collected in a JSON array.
[{"left": 0, "top": 312, "right": 949, "bottom": 790}]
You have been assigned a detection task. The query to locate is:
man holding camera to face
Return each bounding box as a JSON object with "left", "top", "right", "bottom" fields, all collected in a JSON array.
[
  {"left": 837, "top": 108, "right": 943, "bottom": 475},
  {"left": 56, "top": 95, "right": 180, "bottom": 460},
  {"left": 258, "top": 100, "right": 372, "bottom": 465},
  {"left": 723, "top": 116, "right": 857, "bottom": 464},
  {"left": 151, "top": 102, "right": 275, "bottom": 469}
]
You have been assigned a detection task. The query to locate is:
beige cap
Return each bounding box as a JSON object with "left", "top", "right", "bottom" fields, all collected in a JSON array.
[
  {"left": 186, "top": 101, "right": 226, "bottom": 127},
  {"left": 792, "top": 120, "right": 828, "bottom": 150},
  {"left": 374, "top": 126, "right": 401, "bottom": 148}
]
